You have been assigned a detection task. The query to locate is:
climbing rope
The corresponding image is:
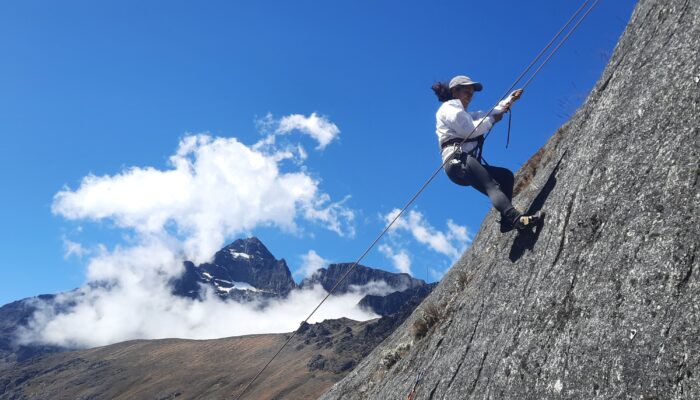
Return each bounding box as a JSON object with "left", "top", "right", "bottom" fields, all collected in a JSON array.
[
  {"left": 483, "top": 0, "right": 601, "bottom": 144},
  {"left": 233, "top": 1, "right": 600, "bottom": 398},
  {"left": 406, "top": 370, "right": 424, "bottom": 400},
  {"left": 506, "top": 109, "right": 512, "bottom": 148}
]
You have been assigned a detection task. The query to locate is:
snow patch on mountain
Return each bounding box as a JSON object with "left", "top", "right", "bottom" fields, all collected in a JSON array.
[
  {"left": 214, "top": 280, "right": 260, "bottom": 293},
  {"left": 228, "top": 250, "right": 252, "bottom": 260}
]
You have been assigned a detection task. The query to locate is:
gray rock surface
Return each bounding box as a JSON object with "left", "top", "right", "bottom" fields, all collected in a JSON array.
[{"left": 320, "top": 1, "right": 699, "bottom": 399}]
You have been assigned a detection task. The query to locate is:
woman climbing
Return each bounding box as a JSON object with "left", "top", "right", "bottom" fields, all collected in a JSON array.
[{"left": 433, "top": 75, "right": 544, "bottom": 232}]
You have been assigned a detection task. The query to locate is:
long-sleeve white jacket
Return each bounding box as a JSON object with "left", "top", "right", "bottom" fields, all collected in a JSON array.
[{"left": 435, "top": 95, "right": 513, "bottom": 162}]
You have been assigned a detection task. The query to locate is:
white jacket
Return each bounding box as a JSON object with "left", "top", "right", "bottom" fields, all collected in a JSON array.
[{"left": 436, "top": 95, "right": 514, "bottom": 162}]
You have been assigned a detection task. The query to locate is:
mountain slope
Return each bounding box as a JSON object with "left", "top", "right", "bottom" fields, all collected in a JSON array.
[
  {"left": 0, "top": 296, "right": 62, "bottom": 370},
  {"left": 321, "top": 1, "right": 699, "bottom": 399},
  {"left": 0, "top": 283, "right": 435, "bottom": 400},
  {"left": 0, "top": 320, "right": 359, "bottom": 400},
  {"left": 0, "top": 235, "right": 437, "bottom": 398}
]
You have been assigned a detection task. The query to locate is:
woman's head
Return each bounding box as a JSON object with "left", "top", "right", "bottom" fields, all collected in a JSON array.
[
  {"left": 452, "top": 84, "right": 475, "bottom": 107},
  {"left": 431, "top": 81, "right": 453, "bottom": 102},
  {"left": 432, "top": 75, "right": 483, "bottom": 104}
]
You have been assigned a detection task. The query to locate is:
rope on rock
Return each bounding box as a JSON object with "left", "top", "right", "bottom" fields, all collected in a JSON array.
[
  {"left": 233, "top": 1, "right": 601, "bottom": 398},
  {"left": 406, "top": 370, "right": 425, "bottom": 400}
]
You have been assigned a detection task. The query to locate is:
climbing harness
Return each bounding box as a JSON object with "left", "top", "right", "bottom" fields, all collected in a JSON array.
[
  {"left": 443, "top": 106, "right": 510, "bottom": 166},
  {"left": 233, "top": 0, "right": 600, "bottom": 398},
  {"left": 441, "top": 135, "right": 485, "bottom": 163}
]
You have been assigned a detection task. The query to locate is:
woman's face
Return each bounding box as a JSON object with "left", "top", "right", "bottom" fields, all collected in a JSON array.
[{"left": 454, "top": 85, "right": 475, "bottom": 108}]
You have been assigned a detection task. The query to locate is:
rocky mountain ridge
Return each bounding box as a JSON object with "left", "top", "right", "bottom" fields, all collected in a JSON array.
[
  {"left": 301, "top": 262, "right": 425, "bottom": 295},
  {"left": 173, "top": 237, "right": 427, "bottom": 305},
  {"left": 0, "top": 236, "right": 432, "bottom": 374}
]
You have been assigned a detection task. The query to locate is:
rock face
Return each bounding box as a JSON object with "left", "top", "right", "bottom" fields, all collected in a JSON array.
[{"left": 321, "top": 1, "right": 699, "bottom": 399}]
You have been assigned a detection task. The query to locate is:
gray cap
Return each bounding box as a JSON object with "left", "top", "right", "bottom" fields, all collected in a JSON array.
[{"left": 448, "top": 75, "right": 483, "bottom": 91}]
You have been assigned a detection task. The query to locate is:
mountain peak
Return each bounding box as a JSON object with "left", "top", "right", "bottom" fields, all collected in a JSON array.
[
  {"left": 172, "top": 237, "right": 296, "bottom": 299},
  {"left": 222, "top": 237, "right": 274, "bottom": 261}
]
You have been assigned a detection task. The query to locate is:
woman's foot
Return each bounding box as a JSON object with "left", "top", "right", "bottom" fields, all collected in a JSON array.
[
  {"left": 500, "top": 208, "right": 545, "bottom": 232},
  {"left": 499, "top": 207, "right": 520, "bottom": 233},
  {"left": 515, "top": 210, "right": 545, "bottom": 230}
]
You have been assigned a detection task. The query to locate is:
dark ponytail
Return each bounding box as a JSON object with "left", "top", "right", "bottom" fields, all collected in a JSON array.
[{"left": 431, "top": 81, "right": 453, "bottom": 102}]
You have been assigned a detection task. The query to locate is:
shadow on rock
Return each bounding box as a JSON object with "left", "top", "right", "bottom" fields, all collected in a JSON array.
[{"left": 509, "top": 153, "right": 565, "bottom": 262}]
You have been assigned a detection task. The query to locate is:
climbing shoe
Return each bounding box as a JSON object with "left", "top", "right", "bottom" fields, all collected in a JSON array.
[
  {"left": 499, "top": 208, "right": 545, "bottom": 232},
  {"left": 499, "top": 207, "right": 521, "bottom": 233},
  {"left": 514, "top": 210, "right": 545, "bottom": 230},
  {"left": 499, "top": 217, "right": 515, "bottom": 233}
]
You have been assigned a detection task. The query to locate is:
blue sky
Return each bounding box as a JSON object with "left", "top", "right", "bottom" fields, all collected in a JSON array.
[{"left": 0, "top": 0, "right": 637, "bottom": 306}]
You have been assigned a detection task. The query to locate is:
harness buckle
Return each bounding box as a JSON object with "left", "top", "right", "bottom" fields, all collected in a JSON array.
[{"left": 447, "top": 143, "right": 463, "bottom": 166}]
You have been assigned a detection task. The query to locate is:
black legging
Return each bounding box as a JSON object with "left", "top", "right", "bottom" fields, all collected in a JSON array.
[{"left": 444, "top": 153, "right": 516, "bottom": 217}]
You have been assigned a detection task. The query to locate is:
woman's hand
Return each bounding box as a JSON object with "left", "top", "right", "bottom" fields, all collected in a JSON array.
[{"left": 503, "top": 89, "right": 524, "bottom": 112}]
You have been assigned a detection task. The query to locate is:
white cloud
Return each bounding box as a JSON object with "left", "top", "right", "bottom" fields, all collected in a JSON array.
[
  {"left": 347, "top": 280, "right": 401, "bottom": 296},
  {"left": 446, "top": 219, "right": 472, "bottom": 243},
  {"left": 62, "top": 237, "right": 86, "bottom": 259},
  {"left": 276, "top": 113, "right": 340, "bottom": 150},
  {"left": 303, "top": 194, "right": 355, "bottom": 238},
  {"left": 18, "top": 114, "right": 368, "bottom": 349},
  {"left": 296, "top": 250, "right": 329, "bottom": 279},
  {"left": 379, "top": 244, "right": 412, "bottom": 275},
  {"left": 384, "top": 209, "right": 472, "bottom": 259},
  {"left": 18, "top": 276, "right": 379, "bottom": 349},
  {"left": 53, "top": 132, "right": 354, "bottom": 264},
  {"left": 254, "top": 112, "right": 340, "bottom": 152}
]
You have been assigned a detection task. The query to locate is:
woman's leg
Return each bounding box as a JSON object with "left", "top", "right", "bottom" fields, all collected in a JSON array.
[
  {"left": 462, "top": 156, "right": 514, "bottom": 215},
  {"left": 444, "top": 154, "right": 543, "bottom": 231},
  {"left": 483, "top": 165, "right": 514, "bottom": 202},
  {"left": 444, "top": 157, "right": 472, "bottom": 187}
]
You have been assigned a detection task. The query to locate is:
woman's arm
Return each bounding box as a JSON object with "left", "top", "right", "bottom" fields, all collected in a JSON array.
[
  {"left": 452, "top": 109, "right": 494, "bottom": 139},
  {"left": 496, "top": 89, "right": 524, "bottom": 113},
  {"left": 474, "top": 89, "right": 523, "bottom": 124}
]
